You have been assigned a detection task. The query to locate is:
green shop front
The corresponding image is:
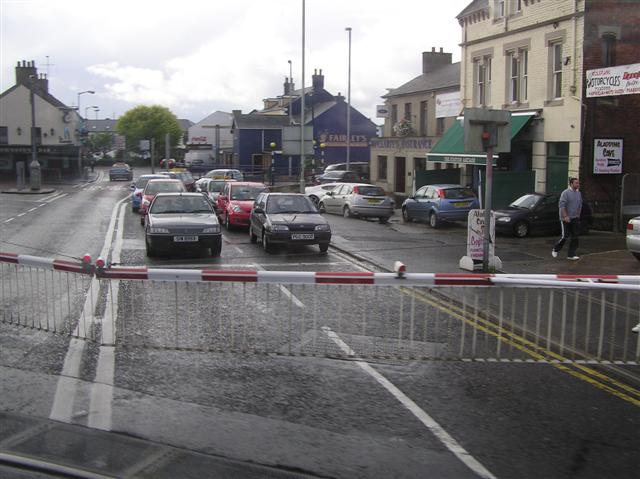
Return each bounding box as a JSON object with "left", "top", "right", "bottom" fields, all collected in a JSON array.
[{"left": 424, "top": 112, "right": 537, "bottom": 209}]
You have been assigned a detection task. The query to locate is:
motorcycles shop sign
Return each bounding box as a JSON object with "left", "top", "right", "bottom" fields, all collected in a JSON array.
[
  {"left": 593, "top": 139, "right": 623, "bottom": 174},
  {"left": 586, "top": 63, "right": 640, "bottom": 98}
]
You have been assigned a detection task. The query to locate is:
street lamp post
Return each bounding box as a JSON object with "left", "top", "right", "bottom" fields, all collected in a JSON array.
[
  {"left": 85, "top": 106, "right": 98, "bottom": 118},
  {"left": 288, "top": 59, "right": 293, "bottom": 125},
  {"left": 299, "top": 0, "right": 306, "bottom": 193},
  {"left": 77, "top": 90, "right": 95, "bottom": 116},
  {"left": 345, "top": 27, "right": 352, "bottom": 171},
  {"left": 28, "top": 75, "right": 41, "bottom": 190},
  {"left": 320, "top": 142, "right": 326, "bottom": 171},
  {"left": 269, "top": 142, "right": 277, "bottom": 185},
  {"left": 94, "top": 108, "right": 100, "bottom": 120}
]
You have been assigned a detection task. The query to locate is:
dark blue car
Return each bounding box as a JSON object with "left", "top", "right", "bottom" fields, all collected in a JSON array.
[{"left": 401, "top": 184, "right": 479, "bottom": 228}]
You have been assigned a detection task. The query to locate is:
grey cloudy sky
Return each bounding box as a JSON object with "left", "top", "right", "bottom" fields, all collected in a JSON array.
[{"left": 1, "top": 0, "right": 470, "bottom": 123}]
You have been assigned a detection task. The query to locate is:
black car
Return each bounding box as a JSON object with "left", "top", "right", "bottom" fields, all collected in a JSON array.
[
  {"left": 249, "top": 193, "right": 331, "bottom": 253},
  {"left": 144, "top": 193, "right": 222, "bottom": 257},
  {"left": 315, "top": 170, "right": 362, "bottom": 185},
  {"left": 494, "top": 193, "right": 592, "bottom": 238}
]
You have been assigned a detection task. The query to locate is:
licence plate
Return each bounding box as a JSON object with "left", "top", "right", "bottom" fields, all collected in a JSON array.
[
  {"left": 367, "top": 199, "right": 382, "bottom": 204},
  {"left": 291, "top": 233, "right": 314, "bottom": 240},
  {"left": 453, "top": 202, "right": 470, "bottom": 207},
  {"left": 174, "top": 235, "right": 198, "bottom": 242}
]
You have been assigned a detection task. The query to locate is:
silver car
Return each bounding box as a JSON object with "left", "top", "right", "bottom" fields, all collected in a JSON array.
[
  {"left": 318, "top": 183, "right": 394, "bottom": 223},
  {"left": 627, "top": 216, "right": 640, "bottom": 261}
]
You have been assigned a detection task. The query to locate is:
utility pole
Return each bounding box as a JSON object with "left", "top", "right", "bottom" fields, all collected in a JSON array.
[
  {"left": 299, "top": 0, "right": 306, "bottom": 193},
  {"left": 346, "top": 27, "right": 352, "bottom": 171}
]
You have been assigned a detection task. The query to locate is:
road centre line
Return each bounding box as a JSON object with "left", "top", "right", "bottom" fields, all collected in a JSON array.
[
  {"left": 17, "top": 213, "right": 26, "bottom": 217},
  {"left": 4, "top": 218, "right": 15, "bottom": 223},
  {"left": 44, "top": 193, "right": 68, "bottom": 203},
  {"left": 49, "top": 194, "right": 129, "bottom": 425},
  {"left": 403, "top": 287, "right": 640, "bottom": 407},
  {"left": 253, "top": 263, "right": 305, "bottom": 309},
  {"left": 323, "top": 327, "right": 497, "bottom": 479},
  {"left": 28, "top": 207, "right": 38, "bottom": 212}
]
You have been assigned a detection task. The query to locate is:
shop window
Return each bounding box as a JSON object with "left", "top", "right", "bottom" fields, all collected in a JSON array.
[
  {"left": 419, "top": 101, "right": 428, "bottom": 136},
  {"left": 377, "top": 155, "right": 387, "bottom": 180},
  {"left": 404, "top": 103, "right": 412, "bottom": 121},
  {"left": 391, "top": 105, "right": 398, "bottom": 136},
  {"left": 0, "top": 126, "right": 8, "bottom": 145},
  {"left": 414, "top": 157, "right": 426, "bottom": 172},
  {"left": 436, "top": 118, "right": 445, "bottom": 136}
]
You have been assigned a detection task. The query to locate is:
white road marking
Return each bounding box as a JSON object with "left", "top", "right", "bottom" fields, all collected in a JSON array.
[
  {"left": 4, "top": 218, "right": 15, "bottom": 223},
  {"left": 88, "top": 202, "right": 126, "bottom": 430},
  {"left": 323, "top": 327, "right": 498, "bottom": 479},
  {"left": 28, "top": 207, "right": 38, "bottom": 212},
  {"left": 253, "top": 263, "right": 305, "bottom": 309},
  {"left": 17, "top": 213, "right": 26, "bottom": 217},
  {"left": 49, "top": 194, "right": 129, "bottom": 425},
  {"left": 44, "top": 193, "right": 68, "bottom": 203}
]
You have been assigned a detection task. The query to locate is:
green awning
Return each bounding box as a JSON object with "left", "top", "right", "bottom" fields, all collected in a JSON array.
[{"left": 426, "top": 113, "right": 534, "bottom": 166}]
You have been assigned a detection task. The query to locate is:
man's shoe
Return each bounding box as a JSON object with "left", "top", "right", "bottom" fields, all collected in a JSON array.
[
  {"left": 551, "top": 250, "right": 558, "bottom": 258},
  {"left": 632, "top": 323, "right": 640, "bottom": 333},
  {"left": 568, "top": 256, "right": 580, "bottom": 260}
]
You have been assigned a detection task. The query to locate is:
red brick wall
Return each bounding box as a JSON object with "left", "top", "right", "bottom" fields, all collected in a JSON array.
[{"left": 581, "top": 0, "right": 640, "bottom": 220}]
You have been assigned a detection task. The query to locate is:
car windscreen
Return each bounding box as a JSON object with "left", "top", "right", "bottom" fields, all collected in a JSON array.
[
  {"left": 151, "top": 195, "right": 213, "bottom": 214},
  {"left": 146, "top": 182, "right": 185, "bottom": 194},
  {"left": 231, "top": 186, "right": 266, "bottom": 201},
  {"left": 510, "top": 194, "right": 540, "bottom": 209},
  {"left": 136, "top": 177, "right": 160, "bottom": 188},
  {"left": 266, "top": 195, "right": 316, "bottom": 214},
  {"left": 443, "top": 188, "right": 476, "bottom": 199},
  {"left": 356, "top": 186, "right": 385, "bottom": 196},
  {"left": 209, "top": 181, "right": 225, "bottom": 192}
]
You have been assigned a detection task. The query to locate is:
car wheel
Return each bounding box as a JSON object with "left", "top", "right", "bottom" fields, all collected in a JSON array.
[
  {"left": 428, "top": 212, "right": 439, "bottom": 229},
  {"left": 309, "top": 195, "right": 319, "bottom": 207},
  {"left": 343, "top": 206, "right": 352, "bottom": 218},
  {"left": 145, "top": 236, "right": 156, "bottom": 257},
  {"left": 210, "top": 238, "right": 222, "bottom": 257},
  {"left": 632, "top": 252, "right": 640, "bottom": 261},
  {"left": 140, "top": 216, "right": 145, "bottom": 226},
  {"left": 379, "top": 216, "right": 389, "bottom": 224},
  {"left": 109, "top": 176, "right": 114, "bottom": 182},
  {"left": 249, "top": 225, "right": 258, "bottom": 243},
  {"left": 319, "top": 242, "right": 329, "bottom": 254},
  {"left": 402, "top": 208, "right": 412, "bottom": 223},
  {"left": 318, "top": 202, "right": 326, "bottom": 214},
  {"left": 513, "top": 221, "right": 529, "bottom": 238},
  {"left": 262, "top": 230, "right": 272, "bottom": 253}
]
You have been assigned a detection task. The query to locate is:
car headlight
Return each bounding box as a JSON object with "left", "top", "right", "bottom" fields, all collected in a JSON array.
[
  {"left": 202, "top": 225, "right": 220, "bottom": 233},
  {"left": 231, "top": 205, "right": 242, "bottom": 213},
  {"left": 497, "top": 217, "right": 511, "bottom": 223},
  {"left": 149, "top": 227, "right": 170, "bottom": 233},
  {"left": 271, "top": 224, "right": 289, "bottom": 231},
  {"left": 315, "top": 224, "right": 330, "bottom": 231}
]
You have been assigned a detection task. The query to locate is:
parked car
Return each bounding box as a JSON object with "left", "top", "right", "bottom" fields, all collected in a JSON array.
[
  {"left": 217, "top": 181, "right": 269, "bottom": 230},
  {"left": 130, "top": 174, "right": 167, "bottom": 212},
  {"left": 304, "top": 182, "right": 344, "bottom": 207},
  {"left": 249, "top": 192, "right": 331, "bottom": 253},
  {"left": 109, "top": 162, "right": 133, "bottom": 181},
  {"left": 196, "top": 178, "right": 235, "bottom": 206},
  {"left": 187, "top": 159, "right": 211, "bottom": 176},
  {"left": 315, "top": 170, "right": 362, "bottom": 184},
  {"left": 144, "top": 193, "right": 222, "bottom": 257},
  {"left": 401, "top": 184, "right": 479, "bottom": 228},
  {"left": 626, "top": 216, "right": 640, "bottom": 260},
  {"left": 494, "top": 193, "right": 593, "bottom": 238},
  {"left": 204, "top": 168, "right": 244, "bottom": 180},
  {"left": 318, "top": 183, "right": 394, "bottom": 223},
  {"left": 139, "top": 178, "right": 187, "bottom": 224},
  {"left": 169, "top": 169, "right": 196, "bottom": 191},
  {"left": 323, "top": 162, "right": 369, "bottom": 182}
]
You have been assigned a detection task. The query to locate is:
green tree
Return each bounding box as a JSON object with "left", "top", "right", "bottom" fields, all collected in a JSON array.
[
  {"left": 116, "top": 105, "right": 183, "bottom": 155},
  {"left": 86, "top": 132, "right": 114, "bottom": 155}
]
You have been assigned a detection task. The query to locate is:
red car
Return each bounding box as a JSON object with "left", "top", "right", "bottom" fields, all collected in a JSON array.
[
  {"left": 217, "top": 181, "right": 268, "bottom": 230},
  {"left": 139, "top": 178, "right": 186, "bottom": 225}
]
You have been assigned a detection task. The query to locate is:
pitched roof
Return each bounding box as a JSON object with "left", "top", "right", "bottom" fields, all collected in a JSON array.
[
  {"left": 0, "top": 83, "right": 70, "bottom": 110},
  {"left": 233, "top": 112, "right": 291, "bottom": 130},
  {"left": 383, "top": 62, "right": 460, "bottom": 98},
  {"left": 85, "top": 119, "right": 117, "bottom": 132},
  {"left": 177, "top": 119, "right": 194, "bottom": 130},
  {"left": 457, "top": 0, "right": 488, "bottom": 18}
]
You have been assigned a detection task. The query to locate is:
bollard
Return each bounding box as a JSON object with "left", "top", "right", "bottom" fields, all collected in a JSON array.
[
  {"left": 16, "top": 161, "right": 26, "bottom": 190},
  {"left": 29, "top": 159, "right": 41, "bottom": 190}
]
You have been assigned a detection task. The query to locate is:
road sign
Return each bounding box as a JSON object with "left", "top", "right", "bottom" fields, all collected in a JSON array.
[
  {"left": 282, "top": 126, "right": 314, "bottom": 155},
  {"left": 139, "top": 140, "right": 150, "bottom": 151}
]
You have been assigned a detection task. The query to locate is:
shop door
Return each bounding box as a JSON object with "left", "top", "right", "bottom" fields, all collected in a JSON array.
[
  {"left": 394, "top": 157, "right": 406, "bottom": 193},
  {"left": 546, "top": 143, "right": 569, "bottom": 194}
]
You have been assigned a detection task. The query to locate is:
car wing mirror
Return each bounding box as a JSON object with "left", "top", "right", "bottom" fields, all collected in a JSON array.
[{"left": 253, "top": 206, "right": 264, "bottom": 214}]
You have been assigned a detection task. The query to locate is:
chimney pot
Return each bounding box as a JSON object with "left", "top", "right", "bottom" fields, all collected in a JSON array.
[{"left": 440, "top": 47, "right": 443, "bottom": 53}]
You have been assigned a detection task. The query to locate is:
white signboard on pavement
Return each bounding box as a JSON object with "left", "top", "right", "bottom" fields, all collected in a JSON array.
[
  {"left": 435, "top": 91, "right": 462, "bottom": 118},
  {"left": 593, "top": 138, "right": 623, "bottom": 174},
  {"left": 467, "top": 209, "right": 495, "bottom": 261},
  {"left": 586, "top": 63, "right": 640, "bottom": 98}
]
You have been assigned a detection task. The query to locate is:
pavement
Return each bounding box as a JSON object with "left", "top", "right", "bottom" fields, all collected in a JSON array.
[{"left": 1, "top": 170, "right": 100, "bottom": 195}]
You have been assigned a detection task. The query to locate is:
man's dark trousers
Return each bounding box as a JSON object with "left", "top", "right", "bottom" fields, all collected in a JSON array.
[{"left": 554, "top": 218, "right": 580, "bottom": 257}]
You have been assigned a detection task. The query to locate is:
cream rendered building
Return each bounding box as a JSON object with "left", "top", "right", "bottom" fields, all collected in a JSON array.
[{"left": 456, "top": 0, "right": 584, "bottom": 194}]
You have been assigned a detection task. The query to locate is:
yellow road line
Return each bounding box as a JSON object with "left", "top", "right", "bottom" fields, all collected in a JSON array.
[{"left": 402, "top": 287, "right": 640, "bottom": 407}]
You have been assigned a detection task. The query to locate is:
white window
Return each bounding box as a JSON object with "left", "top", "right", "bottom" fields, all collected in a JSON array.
[
  {"left": 552, "top": 43, "right": 563, "bottom": 99},
  {"left": 508, "top": 49, "right": 528, "bottom": 103},
  {"left": 476, "top": 57, "right": 492, "bottom": 106},
  {"left": 495, "top": 0, "right": 505, "bottom": 17},
  {"left": 513, "top": 0, "right": 522, "bottom": 13}
]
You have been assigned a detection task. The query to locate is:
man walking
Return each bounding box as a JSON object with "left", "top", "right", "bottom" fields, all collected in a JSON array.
[{"left": 552, "top": 177, "right": 582, "bottom": 260}]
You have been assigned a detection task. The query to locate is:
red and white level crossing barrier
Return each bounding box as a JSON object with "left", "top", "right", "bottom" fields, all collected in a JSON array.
[{"left": 0, "top": 252, "right": 93, "bottom": 275}]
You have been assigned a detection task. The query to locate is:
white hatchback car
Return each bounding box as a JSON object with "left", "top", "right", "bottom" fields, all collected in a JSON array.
[
  {"left": 318, "top": 183, "right": 395, "bottom": 223},
  {"left": 627, "top": 216, "right": 640, "bottom": 261},
  {"left": 304, "top": 182, "right": 344, "bottom": 207}
]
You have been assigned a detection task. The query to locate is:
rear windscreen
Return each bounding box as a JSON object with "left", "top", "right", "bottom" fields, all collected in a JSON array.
[
  {"left": 444, "top": 188, "right": 475, "bottom": 199},
  {"left": 357, "top": 186, "right": 385, "bottom": 196}
]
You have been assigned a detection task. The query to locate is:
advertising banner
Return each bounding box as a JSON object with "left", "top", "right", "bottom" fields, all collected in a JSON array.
[
  {"left": 593, "top": 138, "right": 623, "bottom": 174},
  {"left": 586, "top": 63, "right": 640, "bottom": 98},
  {"left": 467, "top": 209, "right": 495, "bottom": 261},
  {"left": 435, "top": 91, "right": 462, "bottom": 118}
]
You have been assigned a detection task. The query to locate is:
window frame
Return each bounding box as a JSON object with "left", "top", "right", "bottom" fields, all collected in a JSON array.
[
  {"left": 475, "top": 56, "right": 492, "bottom": 107},
  {"left": 377, "top": 155, "right": 387, "bottom": 181},
  {"left": 552, "top": 42, "right": 563, "bottom": 99}
]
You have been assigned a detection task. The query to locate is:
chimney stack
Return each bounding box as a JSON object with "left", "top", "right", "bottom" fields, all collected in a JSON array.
[
  {"left": 312, "top": 68, "right": 324, "bottom": 91},
  {"left": 422, "top": 48, "right": 452, "bottom": 74},
  {"left": 15, "top": 59, "right": 38, "bottom": 88}
]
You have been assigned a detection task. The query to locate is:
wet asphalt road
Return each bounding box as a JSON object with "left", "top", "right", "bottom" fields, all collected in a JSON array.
[{"left": 0, "top": 168, "right": 639, "bottom": 478}]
